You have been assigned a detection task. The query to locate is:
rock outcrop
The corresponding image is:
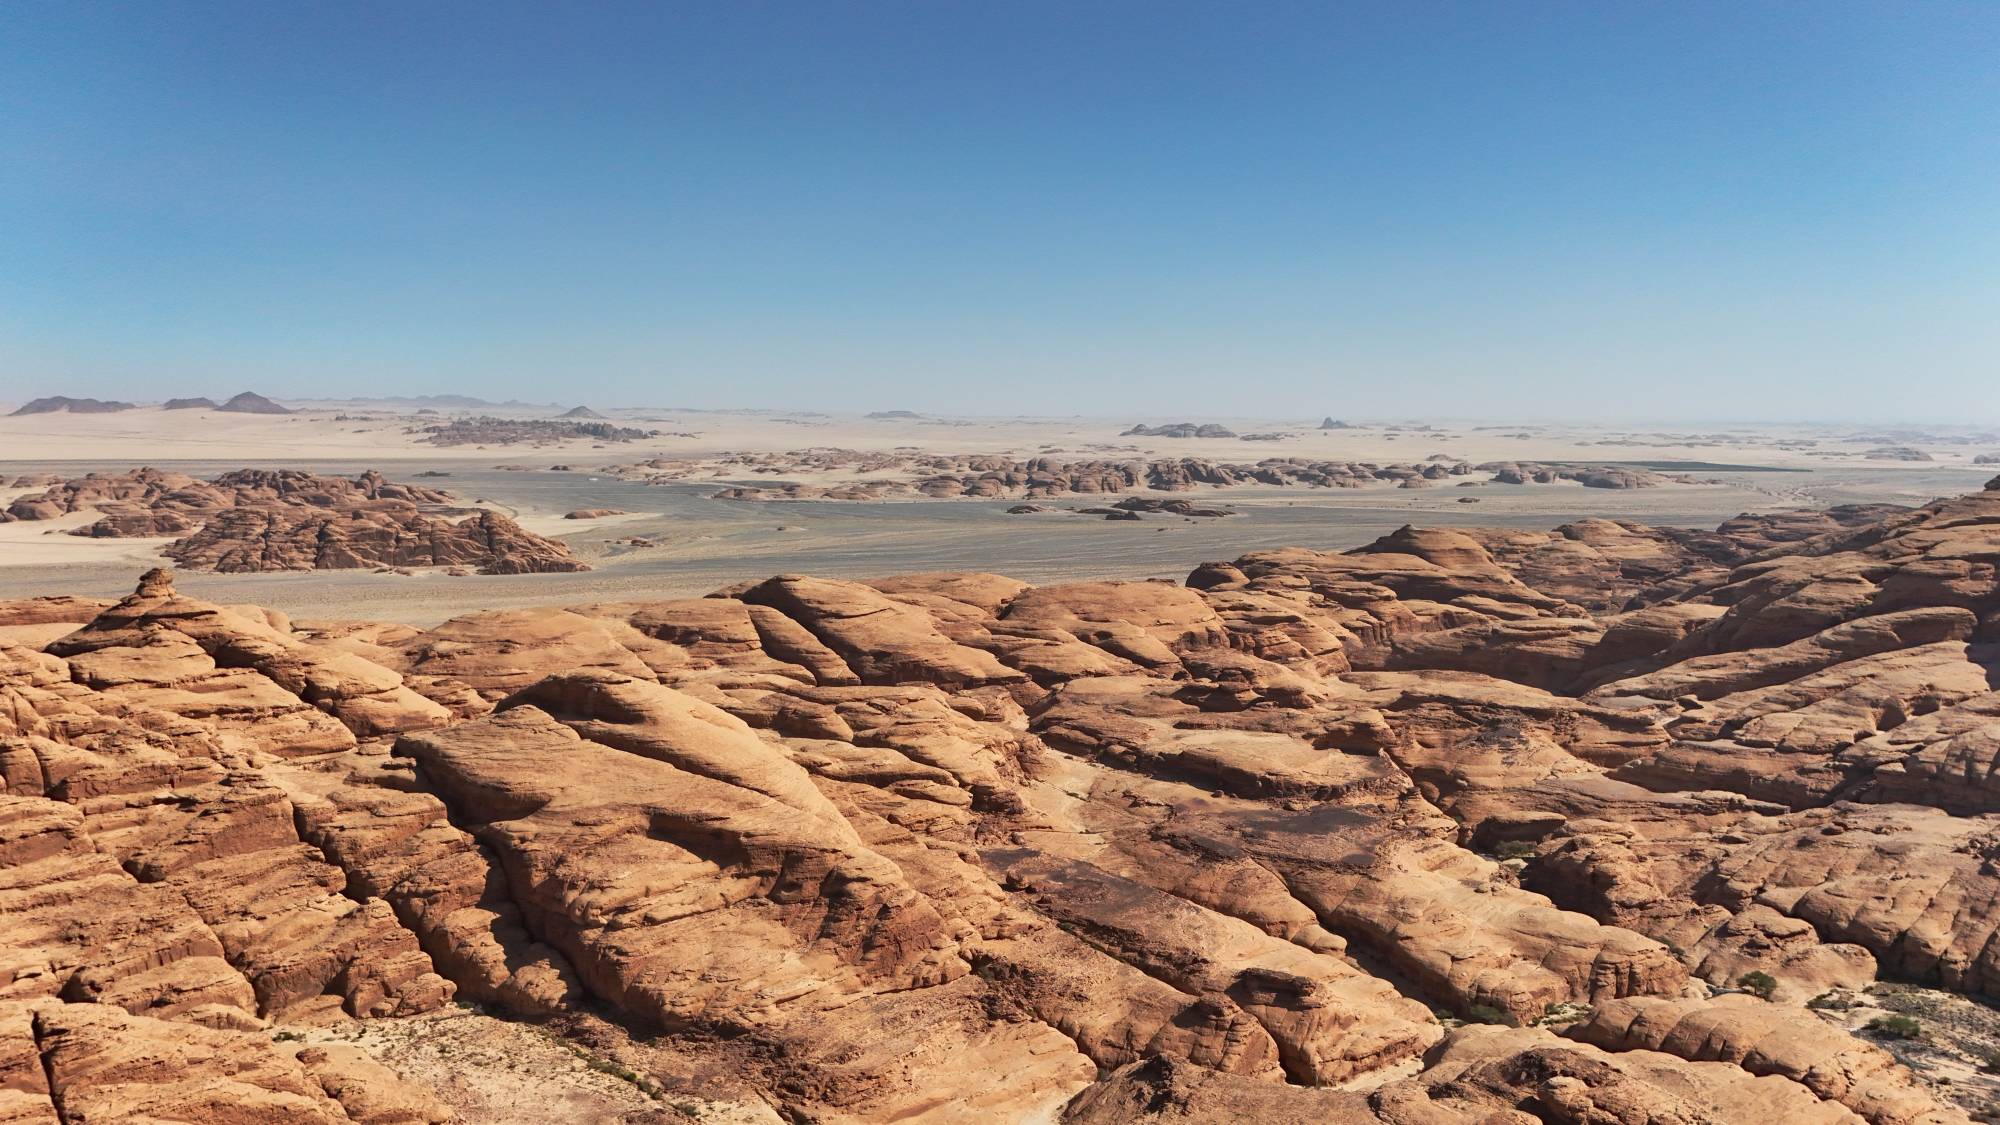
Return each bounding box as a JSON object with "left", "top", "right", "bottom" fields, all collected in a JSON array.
[
  {"left": 2, "top": 480, "right": 1997, "bottom": 1120},
  {"left": 1122, "top": 422, "right": 1239, "bottom": 438},
  {"left": 419, "top": 417, "right": 657, "bottom": 445},
  {"left": 0, "top": 468, "right": 588, "bottom": 575}
]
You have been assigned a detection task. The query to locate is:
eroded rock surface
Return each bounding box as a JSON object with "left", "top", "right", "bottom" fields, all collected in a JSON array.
[{"left": 2, "top": 479, "right": 1998, "bottom": 1121}]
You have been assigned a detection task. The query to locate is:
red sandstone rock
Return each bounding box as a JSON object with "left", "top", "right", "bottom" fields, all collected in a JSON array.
[
  {"left": 1, "top": 468, "right": 588, "bottom": 575},
  {"left": 0, "top": 480, "right": 1996, "bottom": 1119}
]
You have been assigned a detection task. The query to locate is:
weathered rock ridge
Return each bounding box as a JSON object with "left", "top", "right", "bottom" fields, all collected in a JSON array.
[
  {"left": 2, "top": 479, "right": 1998, "bottom": 1120},
  {"left": 2, "top": 467, "right": 588, "bottom": 574}
]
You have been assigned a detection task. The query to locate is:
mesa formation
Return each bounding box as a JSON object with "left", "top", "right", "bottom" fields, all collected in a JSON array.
[{"left": 1, "top": 469, "right": 1997, "bottom": 1122}]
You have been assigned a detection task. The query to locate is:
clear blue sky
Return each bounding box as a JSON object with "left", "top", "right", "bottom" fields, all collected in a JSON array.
[{"left": 3, "top": 1, "right": 1996, "bottom": 421}]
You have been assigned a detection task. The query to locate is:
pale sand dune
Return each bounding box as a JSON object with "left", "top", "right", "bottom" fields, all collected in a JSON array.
[
  {"left": 0, "top": 506, "right": 173, "bottom": 568},
  {"left": 0, "top": 622, "right": 87, "bottom": 647}
]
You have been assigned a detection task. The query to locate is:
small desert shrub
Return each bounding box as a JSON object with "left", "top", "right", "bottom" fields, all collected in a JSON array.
[
  {"left": 1865, "top": 1014, "right": 1922, "bottom": 1040},
  {"left": 1464, "top": 1004, "right": 1517, "bottom": 1026},
  {"left": 588, "top": 1056, "right": 641, "bottom": 1083},
  {"left": 1493, "top": 840, "right": 1540, "bottom": 860},
  {"left": 1806, "top": 991, "right": 1850, "bottom": 1011},
  {"left": 1737, "top": 971, "right": 1778, "bottom": 1001},
  {"left": 1537, "top": 1001, "right": 1591, "bottom": 1027}
]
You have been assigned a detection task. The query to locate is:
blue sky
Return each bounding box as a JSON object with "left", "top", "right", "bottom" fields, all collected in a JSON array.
[{"left": 2, "top": 1, "right": 1996, "bottom": 421}]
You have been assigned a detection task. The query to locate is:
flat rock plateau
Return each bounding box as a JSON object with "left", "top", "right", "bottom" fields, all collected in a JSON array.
[{"left": 2, "top": 475, "right": 1999, "bottom": 1122}]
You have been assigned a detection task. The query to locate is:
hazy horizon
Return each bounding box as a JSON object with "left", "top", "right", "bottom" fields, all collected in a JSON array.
[
  {"left": 5, "top": 2, "right": 1997, "bottom": 424},
  {"left": 11, "top": 389, "right": 2000, "bottom": 433}
]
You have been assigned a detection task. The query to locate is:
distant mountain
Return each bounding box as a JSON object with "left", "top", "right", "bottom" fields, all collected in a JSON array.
[
  {"left": 560, "top": 405, "right": 607, "bottom": 419},
  {"left": 163, "top": 397, "right": 218, "bottom": 410},
  {"left": 217, "top": 391, "right": 292, "bottom": 415},
  {"left": 9, "top": 396, "right": 136, "bottom": 416},
  {"left": 1320, "top": 417, "right": 1355, "bottom": 429}
]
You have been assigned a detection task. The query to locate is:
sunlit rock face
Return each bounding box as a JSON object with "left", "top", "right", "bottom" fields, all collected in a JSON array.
[{"left": 2, "top": 478, "right": 1997, "bottom": 1121}]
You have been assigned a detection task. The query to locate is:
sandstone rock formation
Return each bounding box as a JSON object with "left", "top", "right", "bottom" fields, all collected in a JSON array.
[
  {"left": 0, "top": 468, "right": 588, "bottom": 575},
  {"left": 2, "top": 480, "right": 1998, "bottom": 1120}
]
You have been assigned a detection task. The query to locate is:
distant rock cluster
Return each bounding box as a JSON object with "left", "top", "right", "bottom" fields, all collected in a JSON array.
[
  {"left": 1121, "top": 422, "right": 1238, "bottom": 438},
  {"left": 690, "top": 453, "right": 1482, "bottom": 501},
  {"left": 600, "top": 448, "right": 1688, "bottom": 502},
  {"left": 419, "top": 416, "right": 658, "bottom": 446},
  {"left": 1477, "top": 461, "right": 1675, "bottom": 489}
]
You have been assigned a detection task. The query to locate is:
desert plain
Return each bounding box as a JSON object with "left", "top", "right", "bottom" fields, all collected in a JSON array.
[
  {"left": 2, "top": 400, "right": 1993, "bottom": 622},
  {"left": 2, "top": 396, "right": 2000, "bottom": 1123}
]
